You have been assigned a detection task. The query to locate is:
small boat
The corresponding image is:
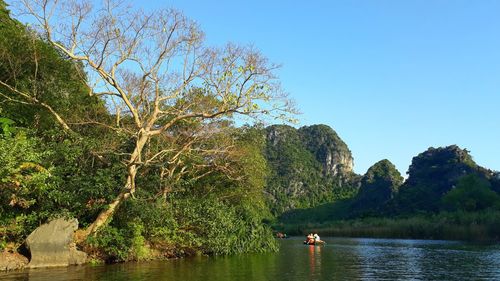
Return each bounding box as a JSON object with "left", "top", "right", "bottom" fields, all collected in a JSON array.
[
  {"left": 276, "top": 232, "right": 288, "bottom": 239},
  {"left": 304, "top": 240, "right": 325, "bottom": 245}
]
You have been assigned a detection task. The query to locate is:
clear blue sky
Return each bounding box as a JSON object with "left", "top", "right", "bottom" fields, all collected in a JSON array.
[{"left": 136, "top": 1, "right": 500, "bottom": 175}]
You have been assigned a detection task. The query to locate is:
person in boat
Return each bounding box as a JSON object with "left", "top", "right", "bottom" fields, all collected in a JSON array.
[
  {"left": 305, "top": 233, "right": 315, "bottom": 244},
  {"left": 276, "top": 232, "right": 287, "bottom": 239},
  {"left": 313, "top": 233, "right": 323, "bottom": 243}
]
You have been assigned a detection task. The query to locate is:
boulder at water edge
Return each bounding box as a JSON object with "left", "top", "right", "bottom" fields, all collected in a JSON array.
[{"left": 26, "top": 218, "right": 87, "bottom": 268}]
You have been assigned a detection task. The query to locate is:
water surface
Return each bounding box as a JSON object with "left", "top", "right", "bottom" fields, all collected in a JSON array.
[{"left": 1, "top": 237, "right": 499, "bottom": 280}]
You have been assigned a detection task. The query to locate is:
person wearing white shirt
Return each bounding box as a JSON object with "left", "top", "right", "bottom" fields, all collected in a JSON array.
[{"left": 313, "top": 233, "right": 320, "bottom": 242}]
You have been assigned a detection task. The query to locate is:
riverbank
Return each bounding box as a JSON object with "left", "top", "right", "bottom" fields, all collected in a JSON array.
[{"left": 275, "top": 211, "right": 500, "bottom": 241}]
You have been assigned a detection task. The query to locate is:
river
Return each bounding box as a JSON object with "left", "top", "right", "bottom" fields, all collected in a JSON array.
[{"left": 1, "top": 237, "right": 499, "bottom": 280}]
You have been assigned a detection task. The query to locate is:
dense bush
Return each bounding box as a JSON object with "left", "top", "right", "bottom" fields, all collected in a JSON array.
[
  {"left": 0, "top": 127, "right": 58, "bottom": 246},
  {"left": 442, "top": 174, "right": 500, "bottom": 212}
]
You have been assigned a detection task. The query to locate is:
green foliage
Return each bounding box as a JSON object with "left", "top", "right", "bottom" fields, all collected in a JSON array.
[
  {"left": 96, "top": 222, "right": 152, "bottom": 262},
  {"left": 124, "top": 222, "right": 151, "bottom": 261},
  {"left": 233, "top": 125, "right": 269, "bottom": 198},
  {"left": 0, "top": 122, "right": 124, "bottom": 245},
  {"left": 278, "top": 199, "right": 353, "bottom": 224},
  {"left": 0, "top": 5, "right": 121, "bottom": 245},
  {"left": 87, "top": 226, "right": 131, "bottom": 262},
  {"left": 0, "top": 117, "right": 15, "bottom": 136},
  {"left": 46, "top": 135, "right": 127, "bottom": 226},
  {"left": 163, "top": 126, "right": 279, "bottom": 255},
  {"left": 81, "top": 125, "right": 278, "bottom": 261},
  {"left": 90, "top": 194, "right": 276, "bottom": 261},
  {"left": 0, "top": 127, "right": 56, "bottom": 244},
  {"left": 379, "top": 145, "right": 500, "bottom": 218},
  {"left": 442, "top": 174, "right": 500, "bottom": 212},
  {"left": 0, "top": 0, "right": 104, "bottom": 131},
  {"left": 174, "top": 197, "right": 277, "bottom": 255}
]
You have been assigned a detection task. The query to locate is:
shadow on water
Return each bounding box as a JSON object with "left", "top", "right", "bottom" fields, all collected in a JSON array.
[{"left": 1, "top": 237, "right": 499, "bottom": 281}]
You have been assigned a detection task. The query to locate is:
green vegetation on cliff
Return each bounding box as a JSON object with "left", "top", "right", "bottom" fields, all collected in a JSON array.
[
  {"left": 351, "top": 159, "right": 403, "bottom": 215},
  {"left": 389, "top": 145, "right": 499, "bottom": 215},
  {"left": 264, "top": 124, "right": 359, "bottom": 216},
  {"left": 275, "top": 145, "right": 500, "bottom": 241}
]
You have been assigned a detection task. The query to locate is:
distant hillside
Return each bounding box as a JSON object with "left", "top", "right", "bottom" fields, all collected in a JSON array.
[
  {"left": 264, "top": 124, "right": 360, "bottom": 216},
  {"left": 276, "top": 144, "right": 500, "bottom": 224},
  {"left": 390, "top": 145, "right": 500, "bottom": 213}
]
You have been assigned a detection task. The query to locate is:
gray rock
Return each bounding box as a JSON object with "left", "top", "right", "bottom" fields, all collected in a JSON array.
[{"left": 26, "top": 218, "right": 87, "bottom": 268}]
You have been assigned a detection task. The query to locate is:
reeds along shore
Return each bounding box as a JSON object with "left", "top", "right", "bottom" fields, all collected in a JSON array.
[{"left": 278, "top": 211, "right": 500, "bottom": 241}]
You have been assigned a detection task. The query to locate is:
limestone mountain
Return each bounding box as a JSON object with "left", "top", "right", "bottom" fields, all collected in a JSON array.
[
  {"left": 273, "top": 142, "right": 500, "bottom": 225},
  {"left": 351, "top": 159, "right": 403, "bottom": 215},
  {"left": 298, "top": 125, "right": 354, "bottom": 177},
  {"left": 264, "top": 124, "right": 359, "bottom": 216},
  {"left": 392, "top": 145, "right": 499, "bottom": 213}
]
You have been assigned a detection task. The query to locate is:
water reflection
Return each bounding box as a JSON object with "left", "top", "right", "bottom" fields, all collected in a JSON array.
[
  {"left": 1, "top": 238, "right": 499, "bottom": 281},
  {"left": 307, "top": 245, "right": 321, "bottom": 278}
]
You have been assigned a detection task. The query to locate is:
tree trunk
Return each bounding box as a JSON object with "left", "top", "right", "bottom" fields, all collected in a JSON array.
[
  {"left": 161, "top": 186, "right": 172, "bottom": 200},
  {"left": 84, "top": 188, "right": 132, "bottom": 237},
  {"left": 78, "top": 131, "right": 150, "bottom": 241}
]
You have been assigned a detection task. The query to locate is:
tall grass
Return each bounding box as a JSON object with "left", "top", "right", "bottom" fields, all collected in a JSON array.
[{"left": 274, "top": 211, "right": 500, "bottom": 241}]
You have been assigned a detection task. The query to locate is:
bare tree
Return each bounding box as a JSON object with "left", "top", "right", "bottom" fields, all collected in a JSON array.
[{"left": 9, "top": 0, "right": 295, "bottom": 238}]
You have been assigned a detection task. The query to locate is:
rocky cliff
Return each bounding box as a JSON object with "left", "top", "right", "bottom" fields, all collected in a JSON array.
[
  {"left": 298, "top": 125, "right": 354, "bottom": 177},
  {"left": 264, "top": 124, "right": 359, "bottom": 215}
]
